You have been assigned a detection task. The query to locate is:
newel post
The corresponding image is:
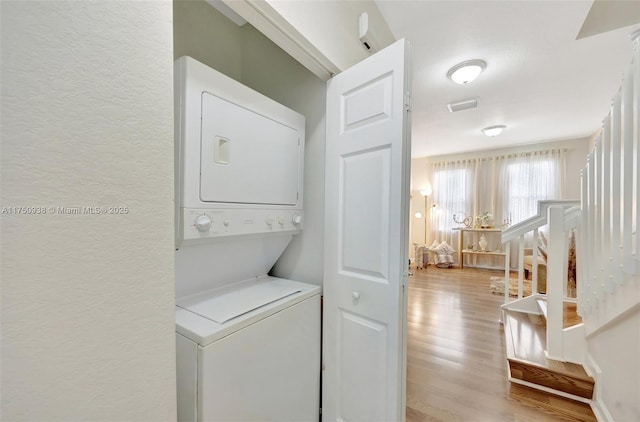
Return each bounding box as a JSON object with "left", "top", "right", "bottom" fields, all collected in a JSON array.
[{"left": 546, "top": 205, "right": 566, "bottom": 360}]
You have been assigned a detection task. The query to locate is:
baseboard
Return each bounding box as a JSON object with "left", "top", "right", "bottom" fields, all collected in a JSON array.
[{"left": 585, "top": 353, "right": 614, "bottom": 422}]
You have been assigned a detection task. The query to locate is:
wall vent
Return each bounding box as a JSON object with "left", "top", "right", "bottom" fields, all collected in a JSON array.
[{"left": 447, "top": 97, "right": 479, "bottom": 112}]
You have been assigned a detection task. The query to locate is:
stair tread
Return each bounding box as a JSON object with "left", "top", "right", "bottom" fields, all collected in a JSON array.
[
  {"left": 504, "top": 309, "right": 592, "bottom": 382},
  {"left": 504, "top": 309, "right": 594, "bottom": 399},
  {"left": 535, "top": 297, "right": 583, "bottom": 329}
]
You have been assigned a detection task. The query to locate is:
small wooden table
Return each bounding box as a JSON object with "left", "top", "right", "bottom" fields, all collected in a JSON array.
[{"left": 453, "top": 227, "right": 505, "bottom": 269}]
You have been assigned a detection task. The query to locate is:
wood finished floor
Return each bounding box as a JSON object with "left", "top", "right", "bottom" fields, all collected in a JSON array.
[{"left": 405, "top": 266, "right": 596, "bottom": 422}]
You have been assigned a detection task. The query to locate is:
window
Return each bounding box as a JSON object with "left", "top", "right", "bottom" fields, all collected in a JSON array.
[
  {"left": 432, "top": 168, "right": 471, "bottom": 236},
  {"left": 506, "top": 159, "right": 557, "bottom": 224}
]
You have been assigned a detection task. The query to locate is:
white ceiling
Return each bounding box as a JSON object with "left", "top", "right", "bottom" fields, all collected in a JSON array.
[{"left": 375, "top": 0, "right": 640, "bottom": 158}]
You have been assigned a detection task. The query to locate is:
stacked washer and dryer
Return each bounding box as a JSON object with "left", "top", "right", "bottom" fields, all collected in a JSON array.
[{"left": 174, "top": 57, "right": 321, "bottom": 422}]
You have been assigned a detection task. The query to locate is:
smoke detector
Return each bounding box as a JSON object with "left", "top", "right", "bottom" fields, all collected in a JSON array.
[{"left": 359, "top": 12, "right": 381, "bottom": 53}]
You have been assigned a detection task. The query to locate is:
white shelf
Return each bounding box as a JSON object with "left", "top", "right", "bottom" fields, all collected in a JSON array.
[
  {"left": 453, "top": 227, "right": 502, "bottom": 232},
  {"left": 461, "top": 249, "right": 505, "bottom": 256},
  {"left": 455, "top": 228, "right": 505, "bottom": 269}
]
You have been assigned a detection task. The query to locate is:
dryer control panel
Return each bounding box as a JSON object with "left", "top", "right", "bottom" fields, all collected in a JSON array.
[{"left": 179, "top": 208, "right": 303, "bottom": 242}]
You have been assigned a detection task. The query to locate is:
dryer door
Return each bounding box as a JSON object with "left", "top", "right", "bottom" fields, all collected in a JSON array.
[{"left": 200, "top": 92, "right": 301, "bottom": 206}]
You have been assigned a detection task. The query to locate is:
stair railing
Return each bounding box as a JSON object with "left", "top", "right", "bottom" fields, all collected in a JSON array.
[
  {"left": 578, "top": 30, "right": 640, "bottom": 337},
  {"left": 502, "top": 201, "right": 580, "bottom": 361},
  {"left": 501, "top": 200, "right": 579, "bottom": 300}
]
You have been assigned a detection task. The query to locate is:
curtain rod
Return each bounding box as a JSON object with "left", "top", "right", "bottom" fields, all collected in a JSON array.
[{"left": 429, "top": 148, "right": 568, "bottom": 167}]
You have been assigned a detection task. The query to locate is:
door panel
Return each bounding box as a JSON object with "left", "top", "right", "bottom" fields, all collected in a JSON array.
[
  {"left": 339, "top": 310, "right": 387, "bottom": 421},
  {"left": 341, "top": 147, "right": 390, "bottom": 280},
  {"left": 342, "top": 73, "right": 393, "bottom": 131},
  {"left": 323, "top": 39, "right": 411, "bottom": 422}
]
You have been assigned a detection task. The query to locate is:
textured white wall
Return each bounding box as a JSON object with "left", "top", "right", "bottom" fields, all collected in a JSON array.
[
  {"left": 1, "top": 1, "right": 176, "bottom": 421},
  {"left": 173, "top": 0, "right": 244, "bottom": 80},
  {"left": 588, "top": 309, "right": 640, "bottom": 421}
]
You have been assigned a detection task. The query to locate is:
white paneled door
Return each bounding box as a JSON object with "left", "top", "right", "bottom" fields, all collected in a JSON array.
[{"left": 323, "top": 39, "right": 411, "bottom": 422}]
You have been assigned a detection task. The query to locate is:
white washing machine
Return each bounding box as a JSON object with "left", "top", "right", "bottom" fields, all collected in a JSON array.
[
  {"left": 174, "top": 56, "right": 319, "bottom": 421},
  {"left": 175, "top": 276, "right": 320, "bottom": 422}
]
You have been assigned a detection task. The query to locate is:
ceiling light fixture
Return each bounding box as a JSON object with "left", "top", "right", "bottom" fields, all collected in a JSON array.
[
  {"left": 481, "top": 125, "right": 506, "bottom": 137},
  {"left": 447, "top": 59, "right": 487, "bottom": 85}
]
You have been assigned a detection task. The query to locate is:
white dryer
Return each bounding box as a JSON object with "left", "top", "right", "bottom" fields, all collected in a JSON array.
[{"left": 174, "top": 56, "right": 319, "bottom": 422}]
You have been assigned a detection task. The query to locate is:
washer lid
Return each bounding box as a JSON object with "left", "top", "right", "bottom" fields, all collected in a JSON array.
[
  {"left": 175, "top": 276, "right": 321, "bottom": 347},
  {"left": 177, "top": 280, "right": 301, "bottom": 324}
]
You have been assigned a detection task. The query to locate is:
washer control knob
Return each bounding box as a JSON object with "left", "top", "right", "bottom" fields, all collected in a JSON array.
[
  {"left": 292, "top": 214, "right": 302, "bottom": 225},
  {"left": 266, "top": 217, "right": 274, "bottom": 226},
  {"left": 278, "top": 216, "right": 285, "bottom": 225},
  {"left": 195, "top": 215, "right": 212, "bottom": 232},
  {"left": 223, "top": 220, "right": 230, "bottom": 227}
]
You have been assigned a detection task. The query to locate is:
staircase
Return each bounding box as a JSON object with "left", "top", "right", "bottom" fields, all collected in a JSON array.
[
  {"left": 499, "top": 31, "right": 640, "bottom": 418},
  {"left": 499, "top": 200, "right": 594, "bottom": 402},
  {"left": 503, "top": 299, "right": 594, "bottom": 403}
]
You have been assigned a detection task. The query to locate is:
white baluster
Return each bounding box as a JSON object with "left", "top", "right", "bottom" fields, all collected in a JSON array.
[
  {"left": 611, "top": 90, "right": 623, "bottom": 286},
  {"left": 579, "top": 169, "right": 588, "bottom": 315},
  {"left": 532, "top": 228, "right": 539, "bottom": 295},
  {"left": 504, "top": 240, "right": 510, "bottom": 304},
  {"left": 634, "top": 31, "right": 640, "bottom": 272},
  {"left": 603, "top": 111, "right": 614, "bottom": 293},
  {"left": 622, "top": 62, "right": 635, "bottom": 276},
  {"left": 587, "top": 152, "right": 599, "bottom": 309},
  {"left": 518, "top": 235, "right": 525, "bottom": 299},
  {"left": 595, "top": 138, "right": 606, "bottom": 303}
]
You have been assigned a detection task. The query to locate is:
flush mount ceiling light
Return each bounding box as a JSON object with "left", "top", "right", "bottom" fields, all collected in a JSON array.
[
  {"left": 481, "top": 125, "right": 506, "bottom": 137},
  {"left": 447, "top": 60, "right": 487, "bottom": 85}
]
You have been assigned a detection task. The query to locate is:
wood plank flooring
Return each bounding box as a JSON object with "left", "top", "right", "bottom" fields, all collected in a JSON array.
[{"left": 406, "top": 266, "right": 596, "bottom": 422}]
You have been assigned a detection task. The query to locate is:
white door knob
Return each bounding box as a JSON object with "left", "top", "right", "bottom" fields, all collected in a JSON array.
[
  {"left": 195, "top": 215, "right": 212, "bottom": 232},
  {"left": 352, "top": 291, "right": 360, "bottom": 302}
]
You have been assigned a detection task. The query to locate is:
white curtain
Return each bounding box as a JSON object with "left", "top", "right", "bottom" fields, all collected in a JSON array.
[
  {"left": 425, "top": 149, "right": 566, "bottom": 268},
  {"left": 498, "top": 149, "right": 566, "bottom": 225}
]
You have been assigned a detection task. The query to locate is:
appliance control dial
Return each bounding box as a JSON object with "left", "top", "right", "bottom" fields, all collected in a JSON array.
[
  {"left": 266, "top": 217, "right": 274, "bottom": 226},
  {"left": 195, "top": 215, "right": 212, "bottom": 232},
  {"left": 292, "top": 214, "right": 302, "bottom": 225},
  {"left": 223, "top": 220, "right": 230, "bottom": 227},
  {"left": 278, "top": 216, "right": 285, "bottom": 225}
]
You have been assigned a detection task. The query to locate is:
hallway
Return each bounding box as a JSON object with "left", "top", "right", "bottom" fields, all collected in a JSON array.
[{"left": 405, "top": 266, "right": 596, "bottom": 422}]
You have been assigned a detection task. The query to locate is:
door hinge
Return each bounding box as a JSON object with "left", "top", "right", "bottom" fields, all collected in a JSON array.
[{"left": 404, "top": 93, "right": 412, "bottom": 112}]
